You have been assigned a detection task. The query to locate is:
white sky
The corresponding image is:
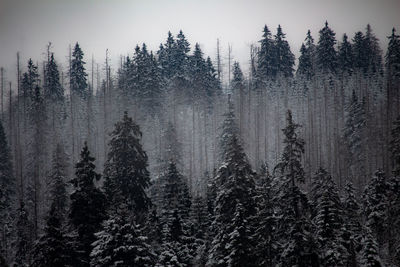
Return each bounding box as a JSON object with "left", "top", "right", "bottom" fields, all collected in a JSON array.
[{"left": 0, "top": 0, "right": 399, "bottom": 84}]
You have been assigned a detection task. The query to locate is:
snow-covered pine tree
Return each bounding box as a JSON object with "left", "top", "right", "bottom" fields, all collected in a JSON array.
[
  {"left": 103, "top": 111, "right": 151, "bottom": 217},
  {"left": 342, "top": 181, "right": 362, "bottom": 267},
  {"left": 208, "top": 107, "right": 257, "bottom": 266},
  {"left": 312, "top": 168, "right": 347, "bottom": 266},
  {"left": 273, "top": 110, "right": 317, "bottom": 266},
  {"left": 69, "top": 143, "right": 107, "bottom": 267},
  {"left": 297, "top": 30, "right": 316, "bottom": 80},
  {"left": 316, "top": 21, "right": 337, "bottom": 74},
  {"left": 254, "top": 163, "right": 276, "bottom": 267},
  {"left": 90, "top": 212, "right": 155, "bottom": 267},
  {"left": 360, "top": 226, "right": 383, "bottom": 267},
  {"left": 30, "top": 203, "right": 69, "bottom": 267},
  {"left": 362, "top": 170, "right": 389, "bottom": 249},
  {"left": 386, "top": 27, "right": 400, "bottom": 78},
  {"left": 44, "top": 53, "right": 64, "bottom": 101}
]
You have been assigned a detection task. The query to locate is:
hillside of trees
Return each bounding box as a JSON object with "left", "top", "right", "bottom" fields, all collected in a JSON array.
[{"left": 0, "top": 22, "right": 400, "bottom": 266}]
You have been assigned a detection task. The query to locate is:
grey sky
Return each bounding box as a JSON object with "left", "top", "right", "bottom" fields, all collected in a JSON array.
[{"left": 0, "top": 0, "right": 399, "bottom": 84}]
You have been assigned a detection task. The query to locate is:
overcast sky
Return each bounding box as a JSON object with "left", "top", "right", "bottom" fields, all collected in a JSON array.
[{"left": 1, "top": 0, "right": 399, "bottom": 84}]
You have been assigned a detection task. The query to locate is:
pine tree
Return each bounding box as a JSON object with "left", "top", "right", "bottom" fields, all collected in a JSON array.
[
  {"left": 70, "top": 42, "right": 88, "bottom": 98},
  {"left": 90, "top": 213, "right": 155, "bottom": 267},
  {"left": 44, "top": 53, "right": 64, "bottom": 101},
  {"left": 218, "top": 101, "right": 239, "bottom": 161},
  {"left": 364, "top": 24, "right": 383, "bottom": 74},
  {"left": 352, "top": 31, "right": 367, "bottom": 72},
  {"left": 316, "top": 21, "right": 337, "bottom": 73},
  {"left": 312, "top": 168, "right": 347, "bottom": 266},
  {"left": 104, "top": 111, "right": 151, "bottom": 216},
  {"left": 208, "top": 108, "right": 257, "bottom": 266},
  {"left": 297, "top": 30, "right": 316, "bottom": 80},
  {"left": 47, "top": 143, "right": 68, "bottom": 216},
  {"left": 21, "top": 59, "right": 40, "bottom": 99},
  {"left": 175, "top": 30, "right": 191, "bottom": 79},
  {"left": 386, "top": 27, "right": 400, "bottom": 78},
  {"left": 257, "top": 25, "right": 276, "bottom": 81},
  {"left": 362, "top": 170, "right": 389, "bottom": 247},
  {"left": 338, "top": 33, "right": 353, "bottom": 75},
  {"left": 30, "top": 204, "right": 69, "bottom": 267},
  {"left": 69, "top": 143, "right": 107, "bottom": 266},
  {"left": 274, "top": 25, "right": 295, "bottom": 78},
  {"left": 360, "top": 227, "right": 383, "bottom": 267},
  {"left": 273, "top": 110, "right": 317, "bottom": 267}
]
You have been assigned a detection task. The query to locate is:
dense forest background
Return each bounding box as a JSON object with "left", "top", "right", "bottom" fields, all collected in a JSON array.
[{"left": 0, "top": 21, "right": 400, "bottom": 266}]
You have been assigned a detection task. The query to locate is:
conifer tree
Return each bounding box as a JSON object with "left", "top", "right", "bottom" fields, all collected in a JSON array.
[
  {"left": 364, "top": 24, "right": 383, "bottom": 74},
  {"left": 21, "top": 59, "right": 40, "bottom": 100},
  {"left": 390, "top": 116, "right": 400, "bottom": 176},
  {"left": 30, "top": 204, "right": 69, "bottom": 267},
  {"left": 360, "top": 227, "right": 383, "bottom": 267},
  {"left": 297, "top": 30, "right": 316, "bottom": 80},
  {"left": 338, "top": 33, "right": 354, "bottom": 75},
  {"left": 257, "top": 25, "right": 276, "bottom": 81},
  {"left": 14, "top": 202, "right": 34, "bottom": 267},
  {"left": 273, "top": 110, "right": 317, "bottom": 266},
  {"left": 274, "top": 25, "right": 295, "bottom": 78},
  {"left": 90, "top": 212, "right": 155, "bottom": 267},
  {"left": 352, "top": 31, "right": 367, "bottom": 72},
  {"left": 208, "top": 107, "right": 257, "bottom": 266},
  {"left": 386, "top": 27, "right": 400, "bottom": 78},
  {"left": 44, "top": 53, "right": 63, "bottom": 101},
  {"left": 316, "top": 21, "right": 337, "bottom": 73},
  {"left": 70, "top": 42, "right": 88, "bottom": 98},
  {"left": 104, "top": 111, "right": 151, "bottom": 216},
  {"left": 69, "top": 143, "right": 107, "bottom": 266}
]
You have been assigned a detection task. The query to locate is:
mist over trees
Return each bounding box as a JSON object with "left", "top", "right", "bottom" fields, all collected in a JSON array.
[{"left": 0, "top": 22, "right": 400, "bottom": 266}]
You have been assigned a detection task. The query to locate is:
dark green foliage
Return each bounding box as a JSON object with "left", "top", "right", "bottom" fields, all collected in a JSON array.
[
  {"left": 104, "top": 112, "right": 151, "bottom": 216},
  {"left": 69, "top": 143, "right": 107, "bottom": 266}
]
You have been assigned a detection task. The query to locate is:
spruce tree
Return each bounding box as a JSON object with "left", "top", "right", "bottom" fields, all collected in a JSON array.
[
  {"left": 103, "top": 111, "right": 151, "bottom": 216},
  {"left": 273, "top": 110, "right": 317, "bottom": 267},
  {"left": 352, "top": 31, "right": 367, "bottom": 72},
  {"left": 257, "top": 25, "right": 276, "bottom": 81},
  {"left": 30, "top": 204, "right": 69, "bottom": 267},
  {"left": 338, "top": 33, "right": 354, "bottom": 75},
  {"left": 364, "top": 24, "right": 383, "bottom": 74},
  {"left": 90, "top": 213, "right": 155, "bottom": 267},
  {"left": 274, "top": 25, "right": 295, "bottom": 78},
  {"left": 316, "top": 21, "right": 337, "bottom": 73},
  {"left": 386, "top": 27, "right": 400, "bottom": 78},
  {"left": 44, "top": 53, "right": 63, "bottom": 101},
  {"left": 360, "top": 227, "right": 383, "bottom": 267},
  {"left": 69, "top": 143, "right": 107, "bottom": 266},
  {"left": 70, "top": 42, "right": 88, "bottom": 98},
  {"left": 208, "top": 108, "right": 257, "bottom": 266},
  {"left": 21, "top": 59, "right": 40, "bottom": 99}
]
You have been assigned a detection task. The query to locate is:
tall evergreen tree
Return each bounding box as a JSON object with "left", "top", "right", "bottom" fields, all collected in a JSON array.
[
  {"left": 70, "top": 42, "right": 88, "bottom": 98},
  {"left": 13, "top": 202, "right": 34, "bottom": 267},
  {"left": 69, "top": 143, "right": 107, "bottom": 266},
  {"left": 21, "top": 59, "right": 40, "bottom": 99},
  {"left": 316, "top": 21, "right": 337, "bottom": 73},
  {"left": 44, "top": 53, "right": 63, "bottom": 101},
  {"left": 103, "top": 111, "right": 151, "bottom": 216},
  {"left": 338, "top": 33, "right": 354, "bottom": 75},
  {"left": 360, "top": 227, "right": 383, "bottom": 267},
  {"left": 257, "top": 25, "right": 276, "bottom": 81},
  {"left": 390, "top": 116, "right": 400, "bottom": 176},
  {"left": 274, "top": 25, "right": 295, "bottom": 78},
  {"left": 208, "top": 107, "right": 257, "bottom": 266},
  {"left": 386, "top": 27, "right": 400, "bottom": 78}
]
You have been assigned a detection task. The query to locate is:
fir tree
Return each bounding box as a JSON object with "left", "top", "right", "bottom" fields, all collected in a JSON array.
[
  {"left": 70, "top": 42, "right": 88, "bottom": 98},
  {"left": 208, "top": 112, "right": 257, "bottom": 266},
  {"left": 386, "top": 27, "right": 400, "bottom": 78},
  {"left": 338, "top": 33, "right": 354, "bottom": 75},
  {"left": 90, "top": 213, "right": 155, "bottom": 267},
  {"left": 21, "top": 59, "right": 40, "bottom": 100},
  {"left": 316, "top": 21, "right": 337, "bottom": 73},
  {"left": 352, "top": 31, "right": 367, "bottom": 72},
  {"left": 104, "top": 111, "right": 151, "bottom": 216},
  {"left": 360, "top": 227, "right": 383, "bottom": 267},
  {"left": 297, "top": 30, "right": 316, "bottom": 80},
  {"left": 273, "top": 110, "right": 317, "bottom": 267},
  {"left": 44, "top": 53, "right": 63, "bottom": 101},
  {"left": 218, "top": 101, "right": 239, "bottom": 161},
  {"left": 69, "top": 143, "right": 107, "bottom": 266},
  {"left": 274, "top": 25, "right": 295, "bottom": 78},
  {"left": 364, "top": 24, "right": 383, "bottom": 74},
  {"left": 30, "top": 204, "right": 69, "bottom": 267},
  {"left": 257, "top": 25, "right": 276, "bottom": 81}
]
